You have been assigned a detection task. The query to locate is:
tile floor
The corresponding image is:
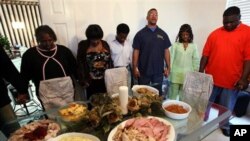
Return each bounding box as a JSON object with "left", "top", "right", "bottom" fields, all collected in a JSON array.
[{"left": 201, "top": 115, "right": 250, "bottom": 141}]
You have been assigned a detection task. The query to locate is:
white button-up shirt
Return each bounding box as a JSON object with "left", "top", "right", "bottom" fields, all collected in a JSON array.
[{"left": 108, "top": 39, "right": 133, "bottom": 67}]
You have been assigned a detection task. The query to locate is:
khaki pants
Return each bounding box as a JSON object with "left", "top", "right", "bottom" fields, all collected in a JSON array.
[{"left": 0, "top": 104, "right": 20, "bottom": 137}]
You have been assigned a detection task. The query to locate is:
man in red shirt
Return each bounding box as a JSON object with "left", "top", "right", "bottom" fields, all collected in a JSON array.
[{"left": 200, "top": 6, "right": 250, "bottom": 137}]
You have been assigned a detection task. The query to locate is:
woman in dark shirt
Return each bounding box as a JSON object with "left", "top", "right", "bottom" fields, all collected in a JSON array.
[
  {"left": 21, "top": 25, "right": 77, "bottom": 110},
  {"left": 77, "top": 24, "right": 113, "bottom": 99}
]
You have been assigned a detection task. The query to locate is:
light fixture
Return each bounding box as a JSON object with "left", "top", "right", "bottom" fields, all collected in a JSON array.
[{"left": 12, "top": 21, "right": 25, "bottom": 29}]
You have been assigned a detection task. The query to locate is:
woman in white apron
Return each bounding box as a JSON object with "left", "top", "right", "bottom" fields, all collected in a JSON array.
[{"left": 21, "top": 25, "right": 77, "bottom": 111}]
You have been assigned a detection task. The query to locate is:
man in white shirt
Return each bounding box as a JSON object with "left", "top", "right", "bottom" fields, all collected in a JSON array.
[{"left": 108, "top": 23, "right": 133, "bottom": 87}]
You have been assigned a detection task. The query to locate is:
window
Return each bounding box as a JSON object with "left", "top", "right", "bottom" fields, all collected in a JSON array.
[
  {"left": 0, "top": 0, "right": 42, "bottom": 48},
  {"left": 226, "top": 0, "right": 250, "bottom": 25}
]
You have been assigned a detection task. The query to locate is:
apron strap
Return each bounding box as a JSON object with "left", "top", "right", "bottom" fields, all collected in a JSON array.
[{"left": 36, "top": 46, "right": 67, "bottom": 80}]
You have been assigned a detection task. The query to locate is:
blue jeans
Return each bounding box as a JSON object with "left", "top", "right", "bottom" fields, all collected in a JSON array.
[
  {"left": 205, "top": 85, "right": 238, "bottom": 130},
  {"left": 138, "top": 73, "right": 163, "bottom": 95},
  {"left": 233, "top": 91, "right": 250, "bottom": 117}
]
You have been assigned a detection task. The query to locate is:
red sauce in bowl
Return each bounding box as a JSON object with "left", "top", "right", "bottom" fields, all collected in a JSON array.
[{"left": 165, "top": 104, "right": 188, "bottom": 114}]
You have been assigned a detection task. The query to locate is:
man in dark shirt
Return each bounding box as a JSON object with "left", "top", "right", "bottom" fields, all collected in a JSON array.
[{"left": 132, "top": 8, "right": 171, "bottom": 95}]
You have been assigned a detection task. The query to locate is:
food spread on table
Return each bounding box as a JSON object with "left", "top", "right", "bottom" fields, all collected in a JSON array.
[{"left": 9, "top": 85, "right": 180, "bottom": 141}]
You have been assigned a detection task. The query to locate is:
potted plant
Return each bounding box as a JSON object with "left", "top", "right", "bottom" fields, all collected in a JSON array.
[{"left": 0, "top": 34, "right": 13, "bottom": 58}]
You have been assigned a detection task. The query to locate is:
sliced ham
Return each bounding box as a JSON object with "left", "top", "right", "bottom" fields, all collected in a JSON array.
[
  {"left": 124, "top": 118, "right": 136, "bottom": 128},
  {"left": 133, "top": 118, "right": 152, "bottom": 129},
  {"left": 113, "top": 117, "right": 171, "bottom": 141},
  {"left": 137, "top": 127, "right": 154, "bottom": 137}
]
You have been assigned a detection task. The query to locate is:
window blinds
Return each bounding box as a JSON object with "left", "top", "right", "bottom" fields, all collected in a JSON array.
[
  {"left": 0, "top": 0, "right": 41, "bottom": 48},
  {"left": 226, "top": 0, "right": 250, "bottom": 25}
]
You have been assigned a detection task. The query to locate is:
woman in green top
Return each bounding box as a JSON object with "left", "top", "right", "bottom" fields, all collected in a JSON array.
[{"left": 168, "top": 24, "right": 200, "bottom": 100}]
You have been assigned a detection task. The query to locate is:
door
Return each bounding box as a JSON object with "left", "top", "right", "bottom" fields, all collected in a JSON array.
[{"left": 39, "top": 0, "right": 77, "bottom": 55}]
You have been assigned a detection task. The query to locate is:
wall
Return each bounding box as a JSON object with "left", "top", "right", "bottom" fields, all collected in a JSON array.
[{"left": 40, "top": 0, "right": 227, "bottom": 55}]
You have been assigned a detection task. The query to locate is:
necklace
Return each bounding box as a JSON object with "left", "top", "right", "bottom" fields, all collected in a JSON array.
[{"left": 183, "top": 43, "right": 188, "bottom": 51}]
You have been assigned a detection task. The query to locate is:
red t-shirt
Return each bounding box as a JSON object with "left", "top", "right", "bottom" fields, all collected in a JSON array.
[{"left": 202, "top": 23, "right": 250, "bottom": 89}]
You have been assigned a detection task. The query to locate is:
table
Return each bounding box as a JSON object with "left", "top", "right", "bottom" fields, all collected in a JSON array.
[
  {"left": 5, "top": 98, "right": 231, "bottom": 141},
  {"left": 175, "top": 102, "right": 231, "bottom": 141}
]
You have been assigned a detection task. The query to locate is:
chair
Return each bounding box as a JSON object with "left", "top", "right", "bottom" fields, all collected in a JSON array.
[
  {"left": 104, "top": 67, "right": 128, "bottom": 96},
  {"left": 8, "top": 84, "right": 43, "bottom": 117},
  {"left": 11, "top": 48, "right": 21, "bottom": 58}
]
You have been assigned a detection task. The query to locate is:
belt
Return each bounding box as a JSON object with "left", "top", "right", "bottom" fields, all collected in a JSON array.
[{"left": 115, "top": 65, "right": 130, "bottom": 69}]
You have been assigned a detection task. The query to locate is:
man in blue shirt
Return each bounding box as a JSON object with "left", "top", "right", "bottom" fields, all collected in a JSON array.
[{"left": 132, "top": 8, "right": 171, "bottom": 95}]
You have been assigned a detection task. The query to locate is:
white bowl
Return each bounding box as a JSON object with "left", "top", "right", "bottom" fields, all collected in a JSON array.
[
  {"left": 132, "top": 85, "right": 159, "bottom": 97},
  {"left": 48, "top": 132, "right": 100, "bottom": 141},
  {"left": 162, "top": 100, "right": 192, "bottom": 120}
]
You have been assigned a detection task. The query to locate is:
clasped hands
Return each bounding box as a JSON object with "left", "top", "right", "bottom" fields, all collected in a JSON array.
[
  {"left": 133, "top": 67, "right": 170, "bottom": 79},
  {"left": 234, "top": 79, "right": 249, "bottom": 91}
]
